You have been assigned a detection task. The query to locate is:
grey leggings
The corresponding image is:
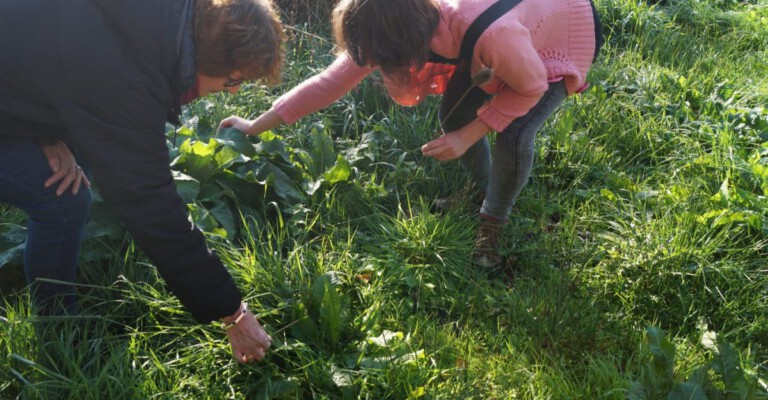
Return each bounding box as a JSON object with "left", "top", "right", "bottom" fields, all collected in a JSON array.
[{"left": 439, "top": 63, "right": 568, "bottom": 222}]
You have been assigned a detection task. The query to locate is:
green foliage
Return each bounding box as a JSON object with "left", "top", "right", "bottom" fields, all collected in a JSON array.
[
  {"left": 167, "top": 124, "right": 306, "bottom": 241},
  {"left": 2, "top": 0, "right": 768, "bottom": 398},
  {"left": 274, "top": 0, "right": 335, "bottom": 27},
  {"left": 632, "top": 326, "right": 763, "bottom": 400},
  {"left": 0, "top": 205, "right": 25, "bottom": 270},
  {"left": 0, "top": 223, "right": 24, "bottom": 267}
]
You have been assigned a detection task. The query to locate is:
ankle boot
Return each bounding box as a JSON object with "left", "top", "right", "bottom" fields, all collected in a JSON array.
[{"left": 472, "top": 216, "right": 504, "bottom": 270}]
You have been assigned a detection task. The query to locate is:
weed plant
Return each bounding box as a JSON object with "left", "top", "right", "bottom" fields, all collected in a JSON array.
[{"left": 2, "top": 0, "right": 768, "bottom": 398}]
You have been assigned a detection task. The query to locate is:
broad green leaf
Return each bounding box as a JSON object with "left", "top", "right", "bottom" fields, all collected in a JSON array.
[
  {"left": 258, "top": 130, "right": 279, "bottom": 142},
  {"left": 172, "top": 171, "right": 200, "bottom": 204},
  {"left": 213, "top": 145, "right": 248, "bottom": 170},
  {"left": 292, "top": 302, "right": 318, "bottom": 340},
  {"left": 199, "top": 179, "right": 236, "bottom": 202},
  {"left": 311, "top": 271, "right": 341, "bottom": 304},
  {"left": 666, "top": 382, "right": 707, "bottom": 400},
  {"left": 352, "top": 130, "right": 387, "bottom": 164},
  {"left": 600, "top": 189, "right": 617, "bottom": 202},
  {"left": 175, "top": 139, "right": 220, "bottom": 181},
  {"left": 686, "top": 365, "right": 710, "bottom": 388},
  {"left": 305, "top": 128, "right": 336, "bottom": 178},
  {"left": 647, "top": 326, "right": 675, "bottom": 381},
  {"left": 321, "top": 284, "right": 343, "bottom": 349},
  {"left": 711, "top": 339, "right": 744, "bottom": 389},
  {"left": 0, "top": 223, "right": 26, "bottom": 268},
  {"left": 166, "top": 123, "right": 195, "bottom": 151},
  {"left": 184, "top": 138, "right": 218, "bottom": 158},
  {"left": 249, "top": 162, "right": 304, "bottom": 203},
  {"left": 187, "top": 203, "right": 228, "bottom": 238},
  {"left": 207, "top": 200, "right": 236, "bottom": 240},
  {"left": 255, "top": 133, "right": 292, "bottom": 164},
  {"left": 84, "top": 202, "right": 123, "bottom": 234},
  {"left": 216, "top": 127, "right": 256, "bottom": 157},
  {"left": 324, "top": 155, "right": 351, "bottom": 184},
  {"left": 310, "top": 271, "right": 345, "bottom": 349},
  {"left": 294, "top": 149, "right": 314, "bottom": 173},
  {"left": 627, "top": 381, "right": 647, "bottom": 400},
  {"left": 213, "top": 170, "right": 266, "bottom": 207}
]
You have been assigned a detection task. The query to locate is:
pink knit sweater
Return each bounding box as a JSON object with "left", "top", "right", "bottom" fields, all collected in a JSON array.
[{"left": 273, "top": 0, "right": 597, "bottom": 132}]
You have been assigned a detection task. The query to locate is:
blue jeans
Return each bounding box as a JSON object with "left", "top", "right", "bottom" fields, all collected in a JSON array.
[
  {"left": 440, "top": 64, "right": 568, "bottom": 222},
  {"left": 0, "top": 136, "right": 91, "bottom": 314}
]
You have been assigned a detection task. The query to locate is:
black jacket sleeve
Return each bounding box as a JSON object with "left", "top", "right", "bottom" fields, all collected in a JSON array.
[
  {"left": 1, "top": 0, "right": 242, "bottom": 323},
  {"left": 58, "top": 88, "right": 242, "bottom": 324}
]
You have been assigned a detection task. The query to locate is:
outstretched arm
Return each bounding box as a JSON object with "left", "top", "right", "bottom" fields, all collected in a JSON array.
[
  {"left": 218, "top": 108, "right": 285, "bottom": 136},
  {"left": 219, "top": 53, "right": 373, "bottom": 135}
]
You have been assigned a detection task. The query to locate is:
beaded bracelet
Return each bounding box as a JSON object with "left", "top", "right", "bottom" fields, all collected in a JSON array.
[{"left": 221, "top": 302, "right": 248, "bottom": 331}]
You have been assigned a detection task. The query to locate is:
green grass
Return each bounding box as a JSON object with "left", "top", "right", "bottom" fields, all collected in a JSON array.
[{"left": 2, "top": 0, "right": 768, "bottom": 398}]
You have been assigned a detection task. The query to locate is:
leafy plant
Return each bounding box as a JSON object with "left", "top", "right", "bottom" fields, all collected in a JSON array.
[
  {"left": 3, "top": 0, "right": 768, "bottom": 398},
  {"left": 0, "top": 223, "right": 25, "bottom": 268},
  {"left": 632, "top": 326, "right": 764, "bottom": 400}
]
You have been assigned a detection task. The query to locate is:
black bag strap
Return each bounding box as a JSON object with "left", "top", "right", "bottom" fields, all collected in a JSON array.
[
  {"left": 429, "top": 0, "right": 524, "bottom": 65},
  {"left": 427, "top": 51, "right": 461, "bottom": 65},
  {"left": 460, "top": 0, "right": 524, "bottom": 60}
]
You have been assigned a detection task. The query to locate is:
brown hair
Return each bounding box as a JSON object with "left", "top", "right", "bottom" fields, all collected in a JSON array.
[
  {"left": 332, "top": 0, "right": 440, "bottom": 84},
  {"left": 194, "top": 0, "right": 284, "bottom": 83}
]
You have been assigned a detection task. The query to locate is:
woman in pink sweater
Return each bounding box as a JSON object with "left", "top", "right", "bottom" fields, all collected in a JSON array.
[{"left": 221, "top": 0, "right": 602, "bottom": 271}]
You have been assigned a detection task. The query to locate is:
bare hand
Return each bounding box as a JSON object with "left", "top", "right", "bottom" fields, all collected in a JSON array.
[
  {"left": 421, "top": 131, "right": 473, "bottom": 161},
  {"left": 40, "top": 139, "right": 91, "bottom": 196},
  {"left": 218, "top": 109, "right": 285, "bottom": 137},
  {"left": 224, "top": 307, "right": 272, "bottom": 363},
  {"left": 421, "top": 119, "right": 491, "bottom": 161},
  {"left": 218, "top": 115, "right": 256, "bottom": 135}
]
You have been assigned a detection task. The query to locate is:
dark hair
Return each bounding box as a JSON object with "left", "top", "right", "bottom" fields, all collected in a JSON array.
[
  {"left": 194, "top": 0, "right": 284, "bottom": 83},
  {"left": 332, "top": 0, "right": 441, "bottom": 84}
]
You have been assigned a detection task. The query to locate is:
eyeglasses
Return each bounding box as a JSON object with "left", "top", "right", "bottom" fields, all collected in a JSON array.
[{"left": 223, "top": 75, "right": 245, "bottom": 88}]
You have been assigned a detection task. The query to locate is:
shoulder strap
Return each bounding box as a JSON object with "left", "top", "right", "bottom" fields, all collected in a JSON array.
[
  {"left": 459, "top": 0, "right": 524, "bottom": 60},
  {"left": 428, "top": 51, "right": 461, "bottom": 65}
]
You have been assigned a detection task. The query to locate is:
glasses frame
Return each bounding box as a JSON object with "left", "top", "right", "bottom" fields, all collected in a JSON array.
[{"left": 223, "top": 75, "right": 244, "bottom": 88}]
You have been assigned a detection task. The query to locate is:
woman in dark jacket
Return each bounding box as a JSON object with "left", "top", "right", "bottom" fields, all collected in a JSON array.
[{"left": 0, "top": 0, "right": 283, "bottom": 364}]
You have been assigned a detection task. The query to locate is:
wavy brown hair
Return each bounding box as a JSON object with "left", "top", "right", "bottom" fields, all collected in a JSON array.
[
  {"left": 194, "top": 0, "right": 284, "bottom": 83},
  {"left": 332, "top": 0, "right": 440, "bottom": 84}
]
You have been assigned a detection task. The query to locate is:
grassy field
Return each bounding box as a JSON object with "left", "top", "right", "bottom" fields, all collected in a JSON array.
[{"left": 2, "top": 0, "right": 768, "bottom": 398}]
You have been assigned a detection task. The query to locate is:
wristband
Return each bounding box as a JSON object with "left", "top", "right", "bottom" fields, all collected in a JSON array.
[{"left": 221, "top": 302, "right": 248, "bottom": 331}]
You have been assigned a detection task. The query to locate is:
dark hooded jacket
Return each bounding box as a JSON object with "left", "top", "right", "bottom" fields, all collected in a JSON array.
[{"left": 0, "top": 0, "right": 241, "bottom": 323}]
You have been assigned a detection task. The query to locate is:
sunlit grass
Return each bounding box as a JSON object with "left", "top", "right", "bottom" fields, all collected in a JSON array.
[{"left": 2, "top": 0, "right": 768, "bottom": 398}]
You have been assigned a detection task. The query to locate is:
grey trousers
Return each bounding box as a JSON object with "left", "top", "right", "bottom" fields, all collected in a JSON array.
[{"left": 439, "top": 63, "right": 568, "bottom": 222}]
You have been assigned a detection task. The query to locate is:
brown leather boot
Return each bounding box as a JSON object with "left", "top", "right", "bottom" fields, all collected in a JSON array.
[{"left": 471, "top": 216, "right": 505, "bottom": 270}]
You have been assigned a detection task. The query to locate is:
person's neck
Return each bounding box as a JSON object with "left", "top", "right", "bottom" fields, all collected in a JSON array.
[{"left": 179, "top": 77, "right": 200, "bottom": 105}]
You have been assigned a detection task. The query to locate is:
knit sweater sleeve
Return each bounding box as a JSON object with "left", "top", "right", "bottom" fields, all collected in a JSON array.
[
  {"left": 475, "top": 22, "right": 549, "bottom": 132},
  {"left": 273, "top": 53, "right": 374, "bottom": 124}
]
